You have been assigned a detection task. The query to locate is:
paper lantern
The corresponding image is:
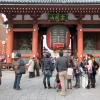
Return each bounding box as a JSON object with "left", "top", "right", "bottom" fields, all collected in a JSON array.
[{"left": 47, "top": 25, "right": 70, "bottom": 50}]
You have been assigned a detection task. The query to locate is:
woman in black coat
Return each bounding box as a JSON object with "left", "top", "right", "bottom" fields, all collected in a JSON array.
[
  {"left": 42, "top": 53, "right": 53, "bottom": 89},
  {"left": 92, "top": 57, "right": 99, "bottom": 88}
]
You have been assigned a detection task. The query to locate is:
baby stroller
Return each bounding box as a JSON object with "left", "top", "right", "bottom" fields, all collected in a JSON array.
[{"left": 56, "top": 73, "right": 61, "bottom": 92}]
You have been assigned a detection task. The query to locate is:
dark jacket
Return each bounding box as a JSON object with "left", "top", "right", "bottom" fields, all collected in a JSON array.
[
  {"left": 92, "top": 60, "right": 99, "bottom": 75},
  {"left": 0, "top": 62, "right": 2, "bottom": 77},
  {"left": 42, "top": 58, "right": 53, "bottom": 71},
  {"left": 42, "top": 57, "right": 53, "bottom": 76},
  {"left": 55, "top": 56, "right": 68, "bottom": 72},
  {"left": 0, "top": 67, "right": 2, "bottom": 77},
  {"left": 13, "top": 58, "right": 25, "bottom": 74}
]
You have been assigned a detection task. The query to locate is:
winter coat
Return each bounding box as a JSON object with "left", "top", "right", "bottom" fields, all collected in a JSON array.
[
  {"left": 0, "top": 65, "right": 2, "bottom": 77},
  {"left": 55, "top": 56, "right": 68, "bottom": 72},
  {"left": 42, "top": 57, "right": 53, "bottom": 76},
  {"left": 27, "top": 59, "right": 35, "bottom": 72},
  {"left": 13, "top": 58, "right": 25, "bottom": 74}
]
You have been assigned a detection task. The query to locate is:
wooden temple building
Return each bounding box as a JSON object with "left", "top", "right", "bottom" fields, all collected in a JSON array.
[{"left": 0, "top": 0, "right": 100, "bottom": 63}]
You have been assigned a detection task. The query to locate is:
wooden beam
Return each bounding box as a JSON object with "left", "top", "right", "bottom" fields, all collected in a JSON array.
[
  {"left": 83, "top": 28, "right": 100, "bottom": 32},
  {"left": 13, "top": 28, "right": 33, "bottom": 32}
]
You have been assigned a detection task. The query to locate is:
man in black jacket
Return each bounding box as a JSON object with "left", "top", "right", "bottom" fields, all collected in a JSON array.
[
  {"left": 91, "top": 57, "right": 99, "bottom": 88},
  {"left": 13, "top": 53, "right": 25, "bottom": 90}
]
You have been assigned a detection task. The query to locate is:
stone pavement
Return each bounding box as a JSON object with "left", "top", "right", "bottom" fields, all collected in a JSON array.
[{"left": 0, "top": 70, "right": 100, "bottom": 100}]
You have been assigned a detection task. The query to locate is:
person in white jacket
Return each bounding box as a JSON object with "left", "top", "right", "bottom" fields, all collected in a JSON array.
[
  {"left": 26, "top": 57, "right": 35, "bottom": 78},
  {"left": 86, "top": 56, "right": 93, "bottom": 89}
]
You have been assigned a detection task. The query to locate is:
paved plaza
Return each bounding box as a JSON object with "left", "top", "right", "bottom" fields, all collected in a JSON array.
[{"left": 0, "top": 70, "right": 100, "bottom": 100}]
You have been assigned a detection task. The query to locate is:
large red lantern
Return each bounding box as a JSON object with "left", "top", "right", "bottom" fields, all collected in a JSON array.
[{"left": 47, "top": 25, "right": 70, "bottom": 50}]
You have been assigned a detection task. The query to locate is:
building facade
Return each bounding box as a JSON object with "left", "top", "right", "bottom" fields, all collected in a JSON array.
[{"left": 0, "top": 0, "right": 100, "bottom": 63}]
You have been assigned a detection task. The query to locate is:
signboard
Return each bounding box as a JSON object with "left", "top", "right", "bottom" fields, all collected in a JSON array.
[{"left": 48, "top": 13, "right": 68, "bottom": 21}]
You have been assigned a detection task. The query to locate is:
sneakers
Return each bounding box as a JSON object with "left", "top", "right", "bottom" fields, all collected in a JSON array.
[
  {"left": 59, "top": 92, "right": 65, "bottom": 96},
  {"left": 86, "top": 86, "right": 90, "bottom": 89}
]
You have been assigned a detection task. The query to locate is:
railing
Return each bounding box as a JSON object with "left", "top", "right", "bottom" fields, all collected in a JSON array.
[
  {"left": 13, "top": 50, "right": 32, "bottom": 54},
  {"left": 84, "top": 50, "right": 100, "bottom": 54}
]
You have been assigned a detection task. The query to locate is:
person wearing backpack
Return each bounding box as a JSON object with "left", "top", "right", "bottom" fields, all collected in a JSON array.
[
  {"left": 42, "top": 53, "right": 53, "bottom": 89},
  {"left": 13, "top": 53, "right": 25, "bottom": 90}
]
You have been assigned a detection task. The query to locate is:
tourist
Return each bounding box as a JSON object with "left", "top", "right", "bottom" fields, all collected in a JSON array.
[
  {"left": 55, "top": 51, "right": 68, "bottom": 96},
  {"left": 91, "top": 56, "right": 99, "bottom": 88},
  {"left": 67, "top": 60, "right": 74, "bottom": 89},
  {"left": 86, "top": 55, "right": 93, "bottom": 89},
  {"left": 26, "top": 56, "right": 35, "bottom": 78},
  {"left": 34, "top": 57, "right": 40, "bottom": 76},
  {"left": 42, "top": 53, "right": 53, "bottom": 89},
  {"left": 73, "top": 57, "right": 81, "bottom": 88},
  {"left": 13, "top": 53, "right": 25, "bottom": 90},
  {"left": 0, "top": 62, "right": 2, "bottom": 85}
]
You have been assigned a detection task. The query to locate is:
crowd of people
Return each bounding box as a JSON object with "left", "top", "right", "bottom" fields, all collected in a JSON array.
[
  {"left": 0, "top": 51, "right": 100, "bottom": 96},
  {"left": 41, "top": 51, "right": 100, "bottom": 96}
]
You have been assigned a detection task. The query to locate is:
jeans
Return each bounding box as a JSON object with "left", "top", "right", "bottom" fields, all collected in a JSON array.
[
  {"left": 13, "top": 74, "right": 22, "bottom": 89},
  {"left": 75, "top": 74, "right": 80, "bottom": 87},
  {"left": 87, "top": 73, "right": 93, "bottom": 87}
]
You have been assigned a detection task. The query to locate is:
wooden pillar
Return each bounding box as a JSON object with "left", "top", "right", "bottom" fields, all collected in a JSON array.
[
  {"left": 6, "top": 26, "right": 13, "bottom": 63},
  {"left": 38, "top": 35, "right": 43, "bottom": 59},
  {"left": 32, "top": 24, "right": 38, "bottom": 57},
  {"left": 77, "top": 24, "right": 83, "bottom": 62}
]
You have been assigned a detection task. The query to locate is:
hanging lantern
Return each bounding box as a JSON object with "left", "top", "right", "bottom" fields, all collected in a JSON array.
[{"left": 46, "top": 25, "right": 70, "bottom": 50}]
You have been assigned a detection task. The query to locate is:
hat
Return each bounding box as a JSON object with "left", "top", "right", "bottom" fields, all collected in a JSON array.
[{"left": 46, "top": 52, "right": 51, "bottom": 58}]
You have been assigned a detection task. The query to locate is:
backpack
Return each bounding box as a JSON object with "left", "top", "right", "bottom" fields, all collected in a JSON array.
[
  {"left": 43, "top": 58, "right": 52, "bottom": 70},
  {"left": 14, "top": 59, "right": 25, "bottom": 74},
  {"left": 19, "top": 59, "right": 26, "bottom": 74}
]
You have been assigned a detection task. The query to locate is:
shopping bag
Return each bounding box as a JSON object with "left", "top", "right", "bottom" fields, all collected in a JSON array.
[
  {"left": 50, "top": 77, "right": 56, "bottom": 88},
  {"left": 81, "top": 74, "right": 88, "bottom": 88},
  {"left": 97, "top": 67, "right": 100, "bottom": 76}
]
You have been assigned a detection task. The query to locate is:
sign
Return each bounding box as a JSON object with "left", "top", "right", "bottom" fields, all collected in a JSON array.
[{"left": 48, "top": 13, "right": 68, "bottom": 21}]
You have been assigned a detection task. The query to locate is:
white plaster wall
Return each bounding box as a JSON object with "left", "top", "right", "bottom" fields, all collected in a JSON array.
[
  {"left": 39, "top": 13, "right": 48, "bottom": 20},
  {"left": 13, "top": 15, "right": 22, "bottom": 20},
  {"left": 68, "top": 13, "right": 77, "bottom": 20},
  {"left": 24, "top": 15, "right": 33, "bottom": 20}
]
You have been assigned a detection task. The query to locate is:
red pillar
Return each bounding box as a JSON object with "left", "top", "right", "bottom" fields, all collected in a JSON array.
[
  {"left": 77, "top": 24, "right": 83, "bottom": 62},
  {"left": 38, "top": 35, "right": 42, "bottom": 59},
  {"left": 32, "top": 24, "right": 38, "bottom": 57},
  {"left": 6, "top": 27, "right": 13, "bottom": 63},
  {"left": 0, "top": 40, "right": 2, "bottom": 53}
]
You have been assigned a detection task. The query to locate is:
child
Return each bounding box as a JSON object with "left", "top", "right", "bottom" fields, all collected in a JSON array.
[
  {"left": 56, "top": 73, "right": 61, "bottom": 91},
  {"left": 67, "top": 66, "right": 74, "bottom": 89}
]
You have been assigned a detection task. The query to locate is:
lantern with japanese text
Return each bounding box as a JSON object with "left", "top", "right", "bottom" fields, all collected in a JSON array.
[{"left": 46, "top": 25, "right": 70, "bottom": 50}]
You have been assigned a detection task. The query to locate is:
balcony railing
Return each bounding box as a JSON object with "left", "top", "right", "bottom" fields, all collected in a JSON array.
[
  {"left": 84, "top": 50, "right": 100, "bottom": 54},
  {"left": 13, "top": 50, "right": 32, "bottom": 54}
]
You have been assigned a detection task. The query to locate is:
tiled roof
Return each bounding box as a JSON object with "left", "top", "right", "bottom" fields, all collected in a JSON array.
[{"left": 0, "top": 0, "right": 100, "bottom": 4}]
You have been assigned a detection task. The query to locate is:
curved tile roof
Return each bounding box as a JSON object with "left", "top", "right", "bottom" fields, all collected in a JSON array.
[{"left": 0, "top": 0, "right": 100, "bottom": 4}]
